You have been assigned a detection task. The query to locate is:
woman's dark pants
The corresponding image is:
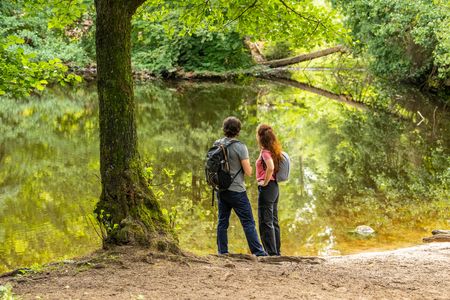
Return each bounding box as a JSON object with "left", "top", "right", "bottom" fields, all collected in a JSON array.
[
  {"left": 217, "top": 190, "right": 266, "bottom": 256},
  {"left": 258, "top": 181, "right": 280, "bottom": 256}
]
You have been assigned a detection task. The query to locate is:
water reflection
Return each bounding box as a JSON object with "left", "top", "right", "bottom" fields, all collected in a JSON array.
[
  {"left": 0, "top": 76, "right": 448, "bottom": 273},
  {"left": 0, "top": 88, "right": 101, "bottom": 273}
]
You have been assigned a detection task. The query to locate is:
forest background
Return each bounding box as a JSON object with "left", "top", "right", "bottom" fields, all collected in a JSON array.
[
  {"left": 1, "top": 0, "right": 450, "bottom": 283},
  {"left": 1, "top": 0, "right": 449, "bottom": 102}
]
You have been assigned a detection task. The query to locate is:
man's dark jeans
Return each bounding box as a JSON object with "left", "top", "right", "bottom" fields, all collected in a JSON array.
[
  {"left": 217, "top": 190, "right": 266, "bottom": 256},
  {"left": 258, "top": 181, "right": 280, "bottom": 256}
]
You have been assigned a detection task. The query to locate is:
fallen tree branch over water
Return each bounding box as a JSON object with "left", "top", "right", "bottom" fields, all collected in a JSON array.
[
  {"left": 260, "top": 45, "right": 347, "bottom": 68},
  {"left": 242, "top": 41, "right": 347, "bottom": 67}
]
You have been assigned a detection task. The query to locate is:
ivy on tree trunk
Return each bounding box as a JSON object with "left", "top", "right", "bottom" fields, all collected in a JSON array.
[{"left": 94, "top": 0, "right": 175, "bottom": 249}]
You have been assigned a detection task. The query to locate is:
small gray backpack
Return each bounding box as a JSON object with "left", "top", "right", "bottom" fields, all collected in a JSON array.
[{"left": 276, "top": 152, "right": 290, "bottom": 182}]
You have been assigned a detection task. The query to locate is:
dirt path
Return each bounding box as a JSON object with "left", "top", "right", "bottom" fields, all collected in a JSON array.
[{"left": 1, "top": 243, "right": 449, "bottom": 300}]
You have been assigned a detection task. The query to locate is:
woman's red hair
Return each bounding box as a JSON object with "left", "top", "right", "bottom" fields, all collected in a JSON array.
[{"left": 256, "top": 124, "right": 282, "bottom": 172}]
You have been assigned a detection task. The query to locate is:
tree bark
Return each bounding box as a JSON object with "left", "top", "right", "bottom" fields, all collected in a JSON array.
[
  {"left": 244, "top": 37, "right": 266, "bottom": 63},
  {"left": 94, "top": 0, "right": 174, "bottom": 248},
  {"left": 260, "top": 45, "right": 347, "bottom": 68}
]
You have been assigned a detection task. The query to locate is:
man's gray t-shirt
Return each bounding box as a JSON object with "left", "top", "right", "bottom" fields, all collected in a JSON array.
[{"left": 216, "top": 137, "right": 249, "bottom": 192}]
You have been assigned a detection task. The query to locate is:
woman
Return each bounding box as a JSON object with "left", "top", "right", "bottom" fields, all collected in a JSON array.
[{"left": 255, "top": 124, "right": 282, "bottom": 256}]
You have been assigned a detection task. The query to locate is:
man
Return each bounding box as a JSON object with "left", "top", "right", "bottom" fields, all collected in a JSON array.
[{"left": 216, "top": 116, "right": 266, "bottom": 256}]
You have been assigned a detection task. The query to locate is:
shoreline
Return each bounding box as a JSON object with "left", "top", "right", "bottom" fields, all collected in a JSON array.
[
  {"left": 1, "top": 242, "right": 448, "bottom": 299},
  {"left": 0, "top": 239, "right": 439, "bottom": 276}
]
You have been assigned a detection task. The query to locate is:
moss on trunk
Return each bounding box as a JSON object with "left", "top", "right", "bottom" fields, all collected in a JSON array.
[{"left": 94, "top": 0, "right": 176, "bottom": 250}]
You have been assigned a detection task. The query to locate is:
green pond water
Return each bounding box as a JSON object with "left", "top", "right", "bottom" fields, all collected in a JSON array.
[{"left": 0, "top": 75, "right": 449, "bottom": 273}]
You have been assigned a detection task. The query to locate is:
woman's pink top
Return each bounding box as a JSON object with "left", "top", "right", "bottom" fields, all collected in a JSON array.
[{"left": 256, "top": 149, "right": 276, "bottom": 182}]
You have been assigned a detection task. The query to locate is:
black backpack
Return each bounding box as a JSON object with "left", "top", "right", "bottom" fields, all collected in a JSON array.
[{"left": 205, "top": 139, "right": 242, "bottom": 205}]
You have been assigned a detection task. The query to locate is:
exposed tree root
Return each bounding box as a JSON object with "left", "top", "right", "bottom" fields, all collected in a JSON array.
[{"left": 210, "top": 253, "right": 324, "bottom": 265}]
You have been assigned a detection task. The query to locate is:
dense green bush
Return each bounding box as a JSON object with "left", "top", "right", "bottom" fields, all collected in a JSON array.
[
  {"left": 177, "top": 30, "right": 253, "bottom": 72},
  {"left": 132, "top": 10, "right": 253, "bottom": 74},
  {"left": 0, "top": 5, "right": 93, "bottom": 66},
  {"left": 0, "top": 2, "right": 86, "bottom": 97},
  {"left": 0, "top": 35, "right": 81, "bottom": 97},
  {"left": 333, "top": 0, "right": 450, "bottom": 87},
  {"left": 261, "top": 41, "right": 293, "bottom": 61},
  {"left": 131, "top": 19, "right": 179, "bottom": 73}
]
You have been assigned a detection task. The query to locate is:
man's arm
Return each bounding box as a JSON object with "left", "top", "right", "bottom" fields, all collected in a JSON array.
[
  {"left": 241, "top": 159, "right": 252, "bottom": 176},
  {"left": 237, "top": 143, "right": 252, "bottom": 176}
]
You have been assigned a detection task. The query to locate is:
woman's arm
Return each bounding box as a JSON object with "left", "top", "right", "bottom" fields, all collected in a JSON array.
[{"left": 258, "top": 157, "right": 274, "bottom": 186}]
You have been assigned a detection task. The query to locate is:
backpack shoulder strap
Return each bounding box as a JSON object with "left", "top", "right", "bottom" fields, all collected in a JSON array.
[
  {"left": 213, "top": 138, "right": 240, "bottom": 147},
  {"left": 223, "top": 139, "right": 241, "bottom": 148}
]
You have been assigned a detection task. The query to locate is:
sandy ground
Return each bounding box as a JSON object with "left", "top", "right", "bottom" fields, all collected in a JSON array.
[{"left": 1, "top": 243, "right": 449, "bottom": 300}]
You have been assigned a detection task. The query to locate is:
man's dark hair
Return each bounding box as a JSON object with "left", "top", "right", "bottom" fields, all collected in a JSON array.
[{"left": 223, "top": 116, "right": 241, "bottom": 138}]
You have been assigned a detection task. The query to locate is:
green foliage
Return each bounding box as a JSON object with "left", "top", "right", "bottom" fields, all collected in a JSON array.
[
  {"left": 131, "top": 0, "right": 347, "bottom": 73},
  {"left": 0, "top": 35, "right": 81, "bottom": 97},
  {"left": 433, "top": 19, "right": 450, "bottom": 82},
  {"left": 132, "top": 9, "right": 253, "bottom": 73},
  {"left": 333, "top": 0, "right": 450, "bottom": 87},
  {"left": 262, "top": 41, "right": 294, "bottom": 60},
  {"left": 132, "top": 21, "right": 179, "bottom": 73},
  {"left": 0, "top": 284, "right": 18, "bottom": 300},
  {"left": 93, "top": 209, "right": 119, "bottom": 240},
  {"left": 158, "top": 0, "right": 345, "bottom": 49},
  {"left": 0, "top": 2, "right": 86, "bottom": 97},
  {"left": 178, "top": 30, "right": 253, "bottom": 71},
  {"left": 0, "top": 2, "right": 94, "bottom": 65},
  {"left": 23, "top": 0, "right": 90, "bottom": 30},
  {"left": 2, "top": 0, "right": 257, "bottom": 79}
]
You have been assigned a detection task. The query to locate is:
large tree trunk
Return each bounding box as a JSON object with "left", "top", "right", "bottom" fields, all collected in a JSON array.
[
  {"left": 260, "top": 45, "right": 346, "bottom": 68},
  {"left": 94, "top": 0, "right": 175, "bottom": 249}
]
